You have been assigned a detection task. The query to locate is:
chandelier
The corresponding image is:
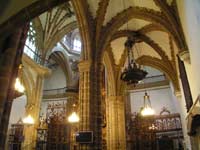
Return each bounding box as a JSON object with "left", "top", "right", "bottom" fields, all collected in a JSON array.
[
  {"left": 120, "top": 37, "right": 148, "bottom": 85},
  {"left": 141, "top": 91, "right": 155, "bottom": 116}
]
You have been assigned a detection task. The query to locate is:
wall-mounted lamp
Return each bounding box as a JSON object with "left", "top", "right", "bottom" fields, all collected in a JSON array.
[
  {"left": 15, "top": 64, "right": 25, "bottom": 93},
  {"left": 23, "top": 115, "right": 34, "bottom": 125},
  {"left": 68, "top": 112, "right": 79, "bottom": 123},
  {"left": 68, "top": 104, "right": 79, "bottom": 123}
]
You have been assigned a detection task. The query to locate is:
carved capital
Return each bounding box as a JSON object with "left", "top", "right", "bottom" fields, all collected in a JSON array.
[
  {"left": 107, "top": 95, "right": 123, "bottom": 102},
  {"left": 78, "top": 60, "right": 91, "bottom": 72},
  {"left": 178, "top": 50, "right": 191, "bottom": 64},
  {"left": 22, "top": 54, "right": 51, "bottom": 77},
  {"left": 174, "top": 91, "right": 182, "bottom": 100}
]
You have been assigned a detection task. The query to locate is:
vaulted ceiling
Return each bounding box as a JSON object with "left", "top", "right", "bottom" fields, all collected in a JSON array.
[
  {"left": 84, "top": 0, "right": 177, "bottom": 65},
  {"left": 33, "top": 2, "right": 76, "bottom": 56},
  {"left": 77, "top": 0, "right": 184, "bottom": 92},
  {"left": 0, "top": 0, "right": 186, "bottom": 92}
]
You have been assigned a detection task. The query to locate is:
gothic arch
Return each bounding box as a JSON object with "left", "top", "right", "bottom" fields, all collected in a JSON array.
[
  {"left": 71, "top": 0, "right": 93, "bottom": 61},
  {"left": 103, "top": 50, "right": 116, "bottom": 96},
  {"left": 111, "top": 30, "right": 169, "bottom": 61},
  {"left": 45, "top": 21, "right": 78, "bottom": 53},
  {"left": 136, "top": 55, "right": 180, "bottom": 92},
  {"left": 22, "top": 64, "right": 35, "bottom": 105},
  {"left": 49, "top": 51, "right": 72, "bottom": 86},
  {"left": 99, "top": 6, "right": 187, "bottom": 61}
]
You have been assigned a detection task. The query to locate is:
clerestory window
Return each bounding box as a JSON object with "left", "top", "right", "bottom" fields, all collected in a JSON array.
[
  {"left": 73, "top": 36, "right": 81, "bottom": 52},
  {"left": 24, "top": 22, "right": 38, "bottom": 60}
]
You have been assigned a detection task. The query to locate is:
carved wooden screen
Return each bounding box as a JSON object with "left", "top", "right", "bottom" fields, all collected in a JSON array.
[
  {"left": 128, "top": 110, "right": 184, "bottom": 150},
  {"left": 37, "top": 101, "right": 71, "bottom": 150},
  {"left": 130, "top": 115, "right": 157, "bottom": 150},
  {"left": 8, "top": 122, "right": 24, "bottom": 150}
]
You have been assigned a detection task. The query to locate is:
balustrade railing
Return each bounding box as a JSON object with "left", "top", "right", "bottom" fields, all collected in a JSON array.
[
  {"left": 43, "top": 87, "right": 78, "bottom": 96},
  {"left": 142, "top": 74, "right": 166, "bottom": 83},
  {"left": 153, "top": 113, "right": 182, "bottom": 132},
  {"left": 24, "top": 45, "right": 50, "bottom": 66},
  {"left": 130, "top": 113, "right": 182, "bottom": 133}
]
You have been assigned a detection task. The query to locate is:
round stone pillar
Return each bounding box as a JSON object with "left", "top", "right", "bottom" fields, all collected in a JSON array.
[{"left": 106, "top": 96, "right": 126, "bottom": 150}]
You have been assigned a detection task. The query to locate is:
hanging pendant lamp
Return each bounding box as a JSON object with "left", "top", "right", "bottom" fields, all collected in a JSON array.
[
  {"left": 141, "top": 91, "right": 155, "bottom": 116},
  {"left": 120, "top": 37, "right": 148, "bottom": 85}
]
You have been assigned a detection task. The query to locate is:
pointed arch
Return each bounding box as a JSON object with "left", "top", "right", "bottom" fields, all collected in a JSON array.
[
  {"left": 71, "top": 0, "right": 94, "bottom": 60},
  {"left": 136, "top": 55, "right": 179, "bottom": 92},
  {"left": 45, "top": 21, "right": 78, "bottom": 53},
  {"left": 111, "top": 30, "right": 171, "bottom": 64},
  {"left": 49, "top": 51, "right": 72, "bottom": 86},
  {"left": 99, "top": 6, "right": 185, "bottom": 59},
  {"left": 103, "top": 49, "right": 116, "bottom": 96},
  {"left": 22, "top": 64, "right": 35, "bottom": 104}
]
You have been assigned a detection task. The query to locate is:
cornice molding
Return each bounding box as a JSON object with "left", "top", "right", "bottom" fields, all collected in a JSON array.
[{"left": 128, "top": 80, "right": 169, "bottom": 91}]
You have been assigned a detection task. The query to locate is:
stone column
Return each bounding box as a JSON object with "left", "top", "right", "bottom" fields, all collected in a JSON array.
[
  {"left": 0, "top": 46, "right": 17, "bottom": 149},
  {"left": 78, "top": 60, "right": 103, "bottom": 150},
  {"left": 0, "top": 30, "right": 22, "bottom": 123},
  {"left": 78, "top": 60, "right": 92, "bottom": 150},
  {"left": 0, "top": 26, "right": 27, "bottom": 149},
  {"left": 106, "top": 96, "right": 126, "bottom": 150},
  {"left": 0, "top": 98, "right": 13, "bottom": 149},
  {"left": 23, "top": 75, "right": 44, "bottom": 149}
]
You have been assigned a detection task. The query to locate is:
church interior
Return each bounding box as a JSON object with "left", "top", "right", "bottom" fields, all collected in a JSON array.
[{"left": 0, "top": 0, "right": 200, "bottom": 150}]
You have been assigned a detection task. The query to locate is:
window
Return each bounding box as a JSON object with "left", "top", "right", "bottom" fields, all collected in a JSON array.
[
  {"left": 73, "top": 36, "right": 81, "bottom": 52},
  {"left": 23, "top": 22, "right": 37, "bottom": 59}
]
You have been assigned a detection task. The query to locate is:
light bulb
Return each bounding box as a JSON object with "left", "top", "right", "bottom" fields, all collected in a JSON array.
[
  {"left": 15, "top": 78, "right": 25, "bottom": 93},
  {"left": 141, "top": 107, "right": 155, "bottom": 116},
  {"left": 68, "top": 112, "right": 79, "bottom": 123},
  {"left": 23, "top": 115, "right": 34, "bottom": 125}
]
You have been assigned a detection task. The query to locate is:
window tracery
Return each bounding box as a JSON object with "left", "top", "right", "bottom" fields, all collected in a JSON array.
[{"left": 24, "top": 22, "right": 39, "bottom": 60}]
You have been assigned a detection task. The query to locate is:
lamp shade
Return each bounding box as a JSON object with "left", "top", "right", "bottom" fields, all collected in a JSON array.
[
  {"left": 141, "top": 92, "right": 155, "bottom": 116},
  {"left": 23, "top": 115, "right": 34, "bottom": 125},
  {"left": 15, "top": 77, "right": 25, "bottom": 93},
  {"left": 68, "top": 112, "right": 79, "bottom": 123}
]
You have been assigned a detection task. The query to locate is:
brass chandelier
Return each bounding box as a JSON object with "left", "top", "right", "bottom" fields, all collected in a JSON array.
[{"left": 120, "top": 37, "right": 147, "bottom": 85}]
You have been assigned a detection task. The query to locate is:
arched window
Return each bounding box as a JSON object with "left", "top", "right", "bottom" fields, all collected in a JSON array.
[
  {"left": 73, "top": 35, "right": 81, "bottom": 52},
  {"left": 24, "top": 22, "right": 38, "bottom": 59}
]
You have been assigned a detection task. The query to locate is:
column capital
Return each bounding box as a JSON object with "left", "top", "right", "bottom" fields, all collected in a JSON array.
[
  {"left": 175, "top": 91, "right": 182, "bottom": 100},
  {"left": 107, "top": 95, "right": 124, "bottom": 101},
  {"left": 22, "top": 54, "right": 51, "bottom": 77},
  {"left": 78, "top": 60, "right": 92, "bottom": 72},
  {"left": 178, "top": 50, "right": 191, "bottom": 64}
]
